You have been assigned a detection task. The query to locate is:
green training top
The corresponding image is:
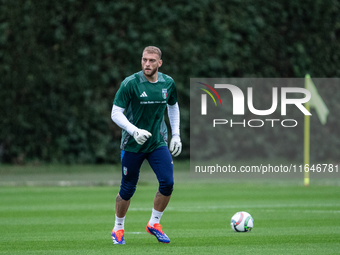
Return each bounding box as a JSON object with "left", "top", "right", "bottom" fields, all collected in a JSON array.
[{"left": 113, "top": 71, "right": 178, "bottom": 153}]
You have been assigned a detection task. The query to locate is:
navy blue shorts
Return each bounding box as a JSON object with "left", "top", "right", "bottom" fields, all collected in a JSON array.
[{"left": 119, "top": 146, "right": 174, "bottom": 200}]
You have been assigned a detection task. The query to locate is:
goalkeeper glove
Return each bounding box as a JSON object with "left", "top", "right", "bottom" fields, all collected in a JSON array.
[
  {"left": 133, "top": 129, "right": 152, "bottom": 145},
  {"left": 169, "top": 135, "right": 182, "bottom": 157}
]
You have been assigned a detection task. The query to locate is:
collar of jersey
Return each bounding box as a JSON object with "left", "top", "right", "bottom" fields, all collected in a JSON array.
[{"left": 138, "top": 71, "right": 165, "bottom": 83}]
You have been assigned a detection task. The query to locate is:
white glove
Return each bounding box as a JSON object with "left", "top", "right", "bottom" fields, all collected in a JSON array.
[
  {"left": 133, "top": 129, "right": 152, "bottom": 145},
  {"left": 169, "top": 135, "right": 182, "bottom": 157}
]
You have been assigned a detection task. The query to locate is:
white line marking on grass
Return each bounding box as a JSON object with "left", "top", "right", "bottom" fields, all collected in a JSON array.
[
  {"left": 128, "top": 208, "right": 150, "bottom": 211},
  {"left": 288, "top": 210, "right": 340, "bottom": 214},
  {"left": 1, "top": 203, "right": 338, "bottom": 212},
  {"left": 127, "top": 204, "right": 340, "bottom": 212}
]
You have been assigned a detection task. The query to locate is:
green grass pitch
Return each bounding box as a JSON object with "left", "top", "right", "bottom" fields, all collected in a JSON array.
[{"left": 1, "top": 179, "right": 340, "bottom": 255}]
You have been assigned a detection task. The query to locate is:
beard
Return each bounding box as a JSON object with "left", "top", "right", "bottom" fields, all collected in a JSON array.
[{"left": 142, "top": 67, "right": 158, "bottom": 77}]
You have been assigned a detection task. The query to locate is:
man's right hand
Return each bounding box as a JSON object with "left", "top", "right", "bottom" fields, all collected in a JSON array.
[{"left": 133, "top": 129, "right": 152, "bottom": 145}]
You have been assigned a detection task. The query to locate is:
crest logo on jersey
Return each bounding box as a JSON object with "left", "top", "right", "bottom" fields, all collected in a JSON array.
[{"left": 162, "top": 89, "right": 167, "bottom": 99}]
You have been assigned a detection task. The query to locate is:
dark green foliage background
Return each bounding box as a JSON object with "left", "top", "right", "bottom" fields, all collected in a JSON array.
[{"left": 1, "top": 0, "right": 339, "bottom": 163}]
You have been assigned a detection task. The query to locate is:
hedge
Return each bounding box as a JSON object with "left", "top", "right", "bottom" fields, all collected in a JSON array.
[{"left": 0, "top": 0, "right": 339, "bottom": 163}]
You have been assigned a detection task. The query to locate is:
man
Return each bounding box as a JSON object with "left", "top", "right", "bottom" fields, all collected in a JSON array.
[{"left": 110, "top": 46, "right": 181, "bottom": 244}]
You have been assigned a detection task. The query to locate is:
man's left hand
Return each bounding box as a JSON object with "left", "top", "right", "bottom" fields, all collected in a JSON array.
[{"left": 169, "top": 135, "right": 182, "bottom": 157}]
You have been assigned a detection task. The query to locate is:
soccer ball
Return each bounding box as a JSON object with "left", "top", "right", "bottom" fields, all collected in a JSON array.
[{"left": 230, "top": 211, "right": 254, "bottom": 232}]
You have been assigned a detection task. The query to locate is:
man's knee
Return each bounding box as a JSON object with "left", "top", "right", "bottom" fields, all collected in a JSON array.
[
  {"left": 158, "top": 179, "right": 174, "bottom": 196},
  {"left": 119, "top": 181, "right": 137, "bottom": 200}
]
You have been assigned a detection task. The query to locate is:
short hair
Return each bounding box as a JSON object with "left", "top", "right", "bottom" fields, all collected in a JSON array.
[{"left": 143, "top": 46, "right": 162, "bottom": 59}]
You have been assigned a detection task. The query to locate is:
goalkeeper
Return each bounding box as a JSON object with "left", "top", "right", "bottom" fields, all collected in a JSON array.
[{"left": 110, "top": 46, "right": 181, "bottom": 244}]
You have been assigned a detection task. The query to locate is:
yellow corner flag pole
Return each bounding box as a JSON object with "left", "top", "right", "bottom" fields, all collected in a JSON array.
[
  {"left": 304, "top": 74, "right": 329, "bottom": 187},
  {"left": 304, "top": 77, "right": 310, "bottom": 187}
]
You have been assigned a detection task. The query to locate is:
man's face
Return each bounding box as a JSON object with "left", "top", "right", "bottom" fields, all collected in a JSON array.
[{"left": 141, "top": 51, "right": 162, "bottom": 78}]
